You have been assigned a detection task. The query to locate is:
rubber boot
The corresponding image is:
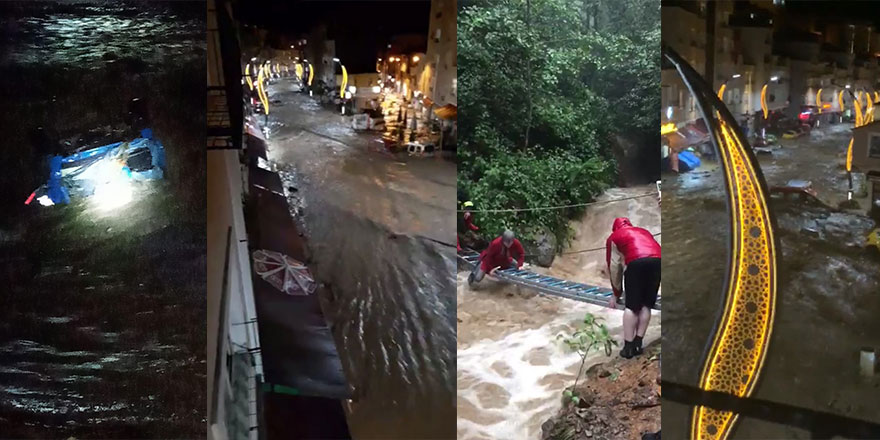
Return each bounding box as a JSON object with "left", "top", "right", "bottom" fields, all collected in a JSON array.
[
  {"left": 634, "top": 335, "right": 644, "bottom": 356},
  {"left": 620, "top": 340, "right": 636, "bottom": 359}
]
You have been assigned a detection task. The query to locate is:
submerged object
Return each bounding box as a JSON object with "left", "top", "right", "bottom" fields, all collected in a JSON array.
[{"left": 28, "top": 128, "right": 165, "bottom": 207}]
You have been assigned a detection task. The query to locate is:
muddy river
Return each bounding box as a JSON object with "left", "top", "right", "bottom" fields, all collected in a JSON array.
[{"left": 456, "top": 185, "right": 661, "bottom": 439}]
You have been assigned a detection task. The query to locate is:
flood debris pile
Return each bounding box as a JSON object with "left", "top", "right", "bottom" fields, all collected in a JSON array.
[{"left": 541, "top": 343, "right": 661, "bottom": 440}]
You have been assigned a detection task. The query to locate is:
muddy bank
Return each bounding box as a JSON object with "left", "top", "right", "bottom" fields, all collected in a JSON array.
[
  {"left": 541, "top": 342, "right": 661, "bottom": 440},
  {"left": 457, "top": 185, "right": 661, "bottom": 439}
]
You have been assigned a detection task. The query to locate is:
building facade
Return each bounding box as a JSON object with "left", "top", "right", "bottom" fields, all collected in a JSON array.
[{"left": 419, "top": 0, "right": 457, "bottom": 106}]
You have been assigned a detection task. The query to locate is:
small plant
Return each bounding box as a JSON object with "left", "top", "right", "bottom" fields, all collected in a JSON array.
[{"left": 557, "top": 313, "right": 617, "bottom": 405}]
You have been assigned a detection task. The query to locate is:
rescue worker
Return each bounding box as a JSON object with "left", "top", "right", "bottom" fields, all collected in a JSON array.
[
  {"left": 468, "top": 229, "right": 524, "bottom": 285},
  {"left": 458, "top": 200, "right": 480, "bottom": 252},
  {"left": 605, "top": 217, "right": 661, "bottom": 358}
]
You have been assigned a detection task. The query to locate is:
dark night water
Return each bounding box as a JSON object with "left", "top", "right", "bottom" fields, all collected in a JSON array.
[
  {"left": 265, "top": 79, "right": 458, "bottom": 439},
  {"left": 0, "top": 2, "right": 205, "bottom": 437},
  {"left": 662, "top": 124, "right": 880, "bottom": 438}
]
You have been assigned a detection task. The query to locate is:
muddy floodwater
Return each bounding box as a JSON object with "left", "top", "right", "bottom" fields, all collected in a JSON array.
[
  {"left": 456, "top": 186, "right": 661, "bottom": 440},
  {"left": 0, "top": 2, "right": 205, "bottom": 437},
  {"left": 263, "top": 79, "right": 458, "bottom": 439},
  {"left": 662, "top": 124, "right": 880, "bottom": 437}
]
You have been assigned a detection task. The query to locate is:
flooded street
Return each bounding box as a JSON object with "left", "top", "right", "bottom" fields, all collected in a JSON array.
[
  {"left": 662, "top": 123, "right": 880, "bottom": 437},
  {"left": 456, "top": 186, "right": 661, "bottom": 440},
  {"left": 263, "top": 79, "right": 457, "bottom": 439},
  {"left": 0, "top": 2, "right": 205, "bottom": 437}
]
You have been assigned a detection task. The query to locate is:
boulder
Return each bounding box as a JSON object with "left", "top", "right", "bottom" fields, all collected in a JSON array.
[{"left": 524, "top": 230, "right": 557, "bottom": 267}]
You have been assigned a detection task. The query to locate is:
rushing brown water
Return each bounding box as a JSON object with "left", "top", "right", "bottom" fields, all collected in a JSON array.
[{"left": 264, "top": 79, "right": 458, "bottom": 439}]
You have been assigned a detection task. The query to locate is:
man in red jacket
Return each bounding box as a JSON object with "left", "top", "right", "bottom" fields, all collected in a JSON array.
[
  {"left": 468, "top": 229, "right": 524, "bottom": 285},
  {"left": 606, "top": 217, "right": 661, "bottom": 359}
]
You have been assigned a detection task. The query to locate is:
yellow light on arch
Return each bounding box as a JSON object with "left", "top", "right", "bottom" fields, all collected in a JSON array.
[
  {"left": 340, "top": 64, "right": 348, "bottom": 99},
  {"left": 760, "top": 84, "right": 769, "bottom": 119},
  {"left": 816, "top": 88, "right": 823, "bottom": 113},
  {"left": 661, "top": 123, "right": 677, "bottom": 135},
  {"left": 846, "top": 138, "right": 854, "bottom": 172},
  {"left": 245, "top": 63, "right": 254, "bottom": 91}
]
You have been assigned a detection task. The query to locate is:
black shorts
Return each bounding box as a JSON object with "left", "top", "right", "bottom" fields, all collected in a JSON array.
[{"left": 624, "top": 257, "right": 661, "bottom": 311}]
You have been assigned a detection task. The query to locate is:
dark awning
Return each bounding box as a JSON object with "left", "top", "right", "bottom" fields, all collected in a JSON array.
[{"left": 246, "top": 163, "right": 350, "bottom": 400}]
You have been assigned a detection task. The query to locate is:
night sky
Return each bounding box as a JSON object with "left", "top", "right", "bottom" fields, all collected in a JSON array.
[
  {"left": 235, "top": 0, "right": 431, "bottom": 72},
  {"left": 785, "top": 1, "right": 880, "bottom": 26}
]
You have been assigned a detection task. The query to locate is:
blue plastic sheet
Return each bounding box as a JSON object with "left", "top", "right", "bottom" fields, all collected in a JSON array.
[{"left": 40, "top": 129, "right": 166, "bottom": 205}]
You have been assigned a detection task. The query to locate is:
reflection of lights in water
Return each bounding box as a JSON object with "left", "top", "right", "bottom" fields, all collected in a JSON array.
[
  {"left": 93, "top": 181, "right": 132, "bottom": 211},
  {"left": 37, "top": 195, "right": 54, "bottom": 207}
]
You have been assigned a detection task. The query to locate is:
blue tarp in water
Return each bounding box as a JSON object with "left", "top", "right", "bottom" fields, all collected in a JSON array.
[
  {"left": 678, "top": 150, "right": 701, "bottom": 172},
  {"left": 42, "top": 128, "right": 165, "bottom": 205}
]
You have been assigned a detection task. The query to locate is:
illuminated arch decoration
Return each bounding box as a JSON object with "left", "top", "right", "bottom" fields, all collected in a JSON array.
[
  {"left": 307, "top": 62, "right": 314, "bottom": 87},
  {"left": 245, "top": 63, "right": 254, "bottom": 91},
  {"left": 760, "top": 84, "right": 769, "bottom": 119},
  {"left": 663, "top": 45, "right": 778, "bottom": 440},
  {"left": 340, "top": 64, "right": 348, "bottom": 99},
  {"left": 256, "top": 66, "right": 270, "bottom": 115},
  {"left": 839, "top": 90, "right": 845, "bottom": 114},
  {"left": 816, "top": 88, "right": 823, "bottom": 113}
]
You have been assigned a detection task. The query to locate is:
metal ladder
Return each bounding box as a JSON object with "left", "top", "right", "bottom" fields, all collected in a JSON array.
[{"left": 459, "top": 249, "right": 660, "bottom": 310}]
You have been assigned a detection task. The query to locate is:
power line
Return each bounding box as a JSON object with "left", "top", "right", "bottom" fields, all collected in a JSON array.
[{"left": 457, "top": 192, "right": 658, "bottom": 213}]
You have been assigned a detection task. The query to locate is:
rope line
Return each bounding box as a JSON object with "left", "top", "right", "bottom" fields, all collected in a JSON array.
[
  {"left": 457, "top": 192, "right": 657, "bottom": 213},
  {"left": 518, "top": 231, "right": 662, "bottom": 257}
]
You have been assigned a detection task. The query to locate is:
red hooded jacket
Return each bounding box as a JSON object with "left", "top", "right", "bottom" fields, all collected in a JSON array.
[
  {"left": 480, "top": 236, "right": 525, "bottom": 272},
  {"left": 605, "top": 217, "right": 661, "bottom": 297}
]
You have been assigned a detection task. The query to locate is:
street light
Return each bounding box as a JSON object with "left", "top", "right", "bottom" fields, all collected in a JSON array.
[
  {"left": 769, "top": 75, "right": 779, "bottom": 82},
  {"left": 412, "top": 55, "right": 420, "bottom": 63},
  {"left": 732, "top": 74, "right": 741, "bottom": 79}
]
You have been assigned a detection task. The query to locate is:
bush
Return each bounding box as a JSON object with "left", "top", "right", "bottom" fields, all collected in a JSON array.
[{"left": 458, "top": 0, "right": 659, "bottom": 244}]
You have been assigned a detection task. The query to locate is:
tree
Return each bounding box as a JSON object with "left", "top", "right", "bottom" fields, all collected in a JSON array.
[{"left": 458, "top": 0, "right": 659, "bottom": 246}]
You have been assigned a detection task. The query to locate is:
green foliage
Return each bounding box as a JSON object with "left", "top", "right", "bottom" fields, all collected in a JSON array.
[
  {"left": 558, "top": 313, "right": 616, "bottom": 356},
  {"left": 557, "top": 313, "right": 616, "bottom": 404},
  {"left": 458, "top": 0, "right": 660, "bottom": 244}
]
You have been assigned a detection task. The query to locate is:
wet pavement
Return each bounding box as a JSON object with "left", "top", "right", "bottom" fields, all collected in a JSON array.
[
  {"left": 0, "top": 2, "right": 205, "bottom": 437},
  {"left": 263, "top": 78, "right": 457, "bottom": 439},
  {"left": 662, "top": 123, "right": 880, "bottom": 437}
]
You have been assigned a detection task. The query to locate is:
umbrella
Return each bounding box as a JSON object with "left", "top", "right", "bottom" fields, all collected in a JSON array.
[{"left": 252, "top": 249, "right": 317, "bottom": 296}]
